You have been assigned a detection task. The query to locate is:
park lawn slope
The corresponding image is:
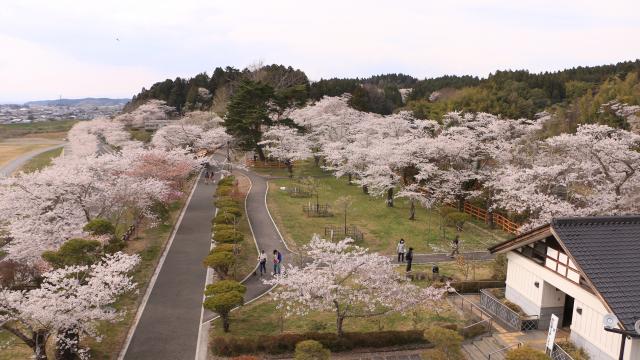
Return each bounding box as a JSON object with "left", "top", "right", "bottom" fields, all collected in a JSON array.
[{"left": 266, "top": 166, "right": 509, "bottom": 254}]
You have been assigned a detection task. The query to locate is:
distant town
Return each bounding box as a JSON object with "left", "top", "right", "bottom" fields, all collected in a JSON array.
[{"left": 0, "top": 98, "right": 129, "bottom": 124}]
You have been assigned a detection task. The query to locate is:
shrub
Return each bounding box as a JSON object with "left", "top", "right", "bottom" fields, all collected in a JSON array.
[
  {"left": 231, "top": 357, "right": 260, "bottom": 360},
  {"left": 505, "top": 346, "right": 549, "bottom": 360},
  {"left": 42, "top": 238, "right": 102, "bottom": 268},
  {"left": 218, "top": 176, "right": 236, "bottom": 187},
  {"left": 211, "top": 330, "right": 426, "bottom": 356},
  {"left": 450, "top": 280, "right": 505, "bottom": 294},
  {"left": 423, "top": 327, "right": 463, "bottom": 360},
  {"left": 492, "top": 254, "right": 507, "bottom": 281},
  {"left": 503, "top": 300, "right": 525, "bottom": 315},
  {"left": 212, "top": 244, "right": 237, "bottom": 254},
  {"left": 213, "top": 223, "right": 235, "bottom": 232},
  {"left": 203, "top": 291, "right": 244, "bottom": 332},
  {"left": 104, "top": 238, "right": 126, "bottom": 253},
  {"left": 214, "top": 212, "right": 237, "bottom": 225},
  {"left": 203, "top": 252, "right": 236, "bottom": 278},
  {"left": 205, "top": 280, "right": 246, "bottom": 296},
  {"left": 295, "top": 340, "right": 330, "bottom": 360},
  {"left": 150, "top": 201, "right": 171, "bottom": 223},
  {"left": 83, "top": 218, "right": 115, "bottom": 236},
  {"left": 216, "top": 197, "right": 241, "bottom": 209},
  {"left": 217, "top": 186, "right": 233, "bottom": 196},
  {"left": 556, "top": 341, "right": 590, "bottom": 360},
  {"left": 214, "top": 229, "right": 244, "bottom": 244},
  {"left": 445, "top": 211, "right": 470, "bottom": 231},
  {"left": 219, "top": 206, "right": 243, "bottom": 218}
]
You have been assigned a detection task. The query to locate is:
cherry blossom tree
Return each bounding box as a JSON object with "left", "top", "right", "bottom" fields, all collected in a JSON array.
[
  {"left": 0, "top": 252, "right": 140, "bottom": 360},
  {"left": 116, "top": 99, "right": 176, "bottom": 129},
  {"left": 259, "top": 125, "right": 311, "bottom": 176},
  {"left": 151, "top": 123, "right": 230, "bottom": 152},
  {"left": 488, "top": 124, "right": 640, "bottom": 228},
  {"left": 266, "top": 235, "right": 448, "bottom": 336}
]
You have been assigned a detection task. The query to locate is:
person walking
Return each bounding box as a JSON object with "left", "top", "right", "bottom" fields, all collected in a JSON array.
[
  {"left": 258, "top": 250, "right": 267, "bottom": 276},
  {"left": 396, "top": 239, "right": 406, "bottom": 263},
  {"left": 272, "top": 250, "right": 281, "bottom": 275},
  {"left": 449, "top": 235, "right": 460, "bottom": 258},
  {"left": 203, "top": 169, "right": 210, "bottom": 184},
  {"left": 405, "top": 247, "right": 414, "bottom": 272}
]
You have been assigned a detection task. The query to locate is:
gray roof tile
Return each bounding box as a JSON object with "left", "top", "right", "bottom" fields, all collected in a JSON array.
[{"left": 551, "top": 216, "right": 640, "bottom": 332}]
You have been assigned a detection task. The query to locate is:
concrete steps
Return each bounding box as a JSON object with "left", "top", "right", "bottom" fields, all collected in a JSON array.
[{"left": 462, "top": 334, "right": 517, "bottom": 360}]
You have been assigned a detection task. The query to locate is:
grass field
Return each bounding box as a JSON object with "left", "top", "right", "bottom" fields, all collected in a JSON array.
[
  {"left": 16, "top": 147, "right": 63, "bottom": 173},
  {"left": 210, "top": 294, "right": 462, "bottom": 338},
  {"left": 265, "top": 162, "right": 509, "bottom": 254},
  {"left": 228, "top": 172, "right": 259, "bottom": 281},
  {"left": 0, "top": 120, "right": 77, "bottom": 140},
  {"left": 0, "top": 138, "right": 62, "bottom": 167}
]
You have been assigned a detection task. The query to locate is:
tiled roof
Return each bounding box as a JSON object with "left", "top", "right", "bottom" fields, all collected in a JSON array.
[{"left": 551, "top": 216, "right": 640, "bottom": 332}]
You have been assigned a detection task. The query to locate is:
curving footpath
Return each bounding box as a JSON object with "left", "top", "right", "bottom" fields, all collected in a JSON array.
[{"left": 0, "top": 143, "right": 65, "bottom": 177}]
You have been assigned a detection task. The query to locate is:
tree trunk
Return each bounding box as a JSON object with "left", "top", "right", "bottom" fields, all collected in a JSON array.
[
  {"left": 314, "top": 155, "right": 320, "bottom": 167},
  {"left": 409, "top": 199, "right": 415, "bottom": 220},
  {"left": 362, "top": 185, "right": 368, "bottom": 194},
  {"left": 336, "top": 316, "right": 345, "bottom": 337},
  {"left": 34, "top": 330, "right": 49, "bottom": 360},
  {"left": 457, "top": 197, "right": 464, "bottom": 212},
  {"left": 347, "top": 173, "right": 352, "bottom": 184},
  {"left": 386, "top": 188, "right": 394, "bottom": 207},
  {"left": 55, "top": 328, "right": 79, "bottom": 360},
  {"left": 222, "top": 314, "right": 230, "bottom": 332},
  {"left": 286, "top": 161, "right": 293, "bottom": 178},
  {"left": 255, "top": 146, "right": 266, "bottom": 161}
]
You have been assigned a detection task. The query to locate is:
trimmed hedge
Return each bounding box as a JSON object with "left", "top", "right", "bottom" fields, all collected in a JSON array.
[
  {"left": 217, "top": 186, "right": 233, "bottom": 197},
  {"left": 211, "top": 330, "right": 428, "bottom": 356},
  {"left": 216, "top": 197, "right": 241, "bottom": 209},
  {"left": 214, "top": 229, "right": 244, "bottom": 244},
  {"left": 450, "top": 280, "right": 505, "bottom": 294},
  {"left": 219, "top": 206, "right": 242, "bottom": 218},
  {"left": 214, "top": 212, "right": 237, "bottom": 225},
  {"left": 213, "top": 224, "right": 235, "bottom": 233},
  {"left": 212, "top": 244, "right": 237, "bottom": 253},
  {"left": 218, "top": 176, "right": 235, "bottom": 187}
]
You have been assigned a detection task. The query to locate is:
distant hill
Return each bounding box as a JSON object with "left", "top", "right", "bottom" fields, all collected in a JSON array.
[{"left": 24, "top": 98, "right": 130, "bottom": 107}]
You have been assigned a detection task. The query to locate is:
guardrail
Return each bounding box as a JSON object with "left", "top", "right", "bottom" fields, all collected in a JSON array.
[
  {"left": 449, "top": 290, "right": 494, "bottom": 339},
  {"left": 457, "top": 202, "right": 521, "bottom": 235},
  {"left": 479, "top": 289, "right": 539, "bottom": 331}
]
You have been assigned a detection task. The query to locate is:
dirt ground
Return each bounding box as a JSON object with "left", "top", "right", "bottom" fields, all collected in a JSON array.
[{"left": 0, "top": 137, "right": 64, "bottom": 167}]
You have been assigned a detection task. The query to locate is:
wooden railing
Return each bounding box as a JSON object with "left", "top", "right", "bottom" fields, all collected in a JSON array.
[
  {"left": 245, "top": 159, "right": 287, "bottom": 168},
  {"left": 493, "top": 213, "right": 520, "bottom": 234},
  {"left": 460, "top": 202, "right": 521, "bottom": 235}
]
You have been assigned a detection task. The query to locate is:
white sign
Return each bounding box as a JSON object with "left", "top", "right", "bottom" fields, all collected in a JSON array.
[{"left": 546, "top": 314, "right": 559, "bottom": 351}]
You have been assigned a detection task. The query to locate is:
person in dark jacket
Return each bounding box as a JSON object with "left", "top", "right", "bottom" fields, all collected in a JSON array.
[{"left": 405, "top": 247, "right": 414, "bottom": 272}]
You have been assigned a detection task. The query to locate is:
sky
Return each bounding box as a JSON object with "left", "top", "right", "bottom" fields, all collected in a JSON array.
[{"left": 1, "top": 0, "right": 639, "bottom": 103}]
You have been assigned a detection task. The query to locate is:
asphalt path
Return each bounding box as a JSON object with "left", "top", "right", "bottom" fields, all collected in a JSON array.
[{"left": 122, "top": 171, "right": 217, "bottom": 360}]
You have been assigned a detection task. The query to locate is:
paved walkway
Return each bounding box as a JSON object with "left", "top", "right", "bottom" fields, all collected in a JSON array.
[
  {"left": 122, "top": 171, "right": 217, "bottom": 360},
  {"left": 202, "top": 164, "right": 293, "bottom": 322},
  {"left": 389, "top": 251, "right": 495, "bottom": 265},
  {"left": 0, "top": 143, "right": 65, "bottom": 177}
]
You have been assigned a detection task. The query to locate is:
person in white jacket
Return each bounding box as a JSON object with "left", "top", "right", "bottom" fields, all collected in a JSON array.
[{"left": 396, "top": 239, "right": 406, "bottom": 262}]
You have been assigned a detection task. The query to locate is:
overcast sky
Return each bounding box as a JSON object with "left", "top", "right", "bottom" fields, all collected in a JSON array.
[{"left": 1, "top": 0, "right": 639, "bottom": 103}]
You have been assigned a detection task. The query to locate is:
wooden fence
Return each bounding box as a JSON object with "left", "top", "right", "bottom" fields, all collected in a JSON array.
[
  {"left": 245, "top": 158, "right": 287, "bottom": 168},
  {"left": 461, "top": 202, "right": 521, "bottom": 235}
]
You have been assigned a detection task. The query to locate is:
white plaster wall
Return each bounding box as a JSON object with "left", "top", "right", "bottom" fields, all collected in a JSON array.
[{"left": 505, "top": 252, "right": 632, "bottom": 360}]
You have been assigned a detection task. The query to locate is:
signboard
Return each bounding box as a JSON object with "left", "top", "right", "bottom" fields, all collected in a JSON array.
[{"left": 546, "top": 314, "right": 559, "bottom": 351}]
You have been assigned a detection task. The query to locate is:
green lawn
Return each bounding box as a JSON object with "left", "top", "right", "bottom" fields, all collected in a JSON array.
[
  {"left": 17, "top": 147, "right": 63, "bottom": 173},
  {"left": 266, "top": 163, "right": 509, "bottom": 254},
  {"left": 210, "top": 294, "right": 462, "bottom": 338}
]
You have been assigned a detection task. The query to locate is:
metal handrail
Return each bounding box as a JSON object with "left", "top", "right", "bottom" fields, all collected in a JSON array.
[
  {"left": 480, "top": 289, "right": 522, "bottom": 319},
  {"left": 462, "top": 318, "right": 493, "bottom": 338},
  {"left": 451, "top": 289, "right": 494, "bottom": 320},
  {"left": 487, "top": 342, "right": 522, "bottom": 360}
]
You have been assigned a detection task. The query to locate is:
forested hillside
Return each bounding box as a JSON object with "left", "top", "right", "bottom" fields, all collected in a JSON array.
[{"left": 126, "top": 59, "right": 640, "bottom": 131}]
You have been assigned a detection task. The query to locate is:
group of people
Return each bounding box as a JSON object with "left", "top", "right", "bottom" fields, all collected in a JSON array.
[
  {"left": 396, "top": 238, "right": 414, "bottom": 272},
  {"left": 395, "top": 235, "right": 461, "bottom": 273},
  {"left": 203, "top": 162, "right": 216, "bottom": 184},
  {"left": 257, "top": 249, "right": 283, "bottom": 276}
]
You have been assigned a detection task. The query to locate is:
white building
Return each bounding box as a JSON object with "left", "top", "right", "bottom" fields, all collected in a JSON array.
[{"left": 488, "top": 216, "right": 640, "bottom": 360}]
